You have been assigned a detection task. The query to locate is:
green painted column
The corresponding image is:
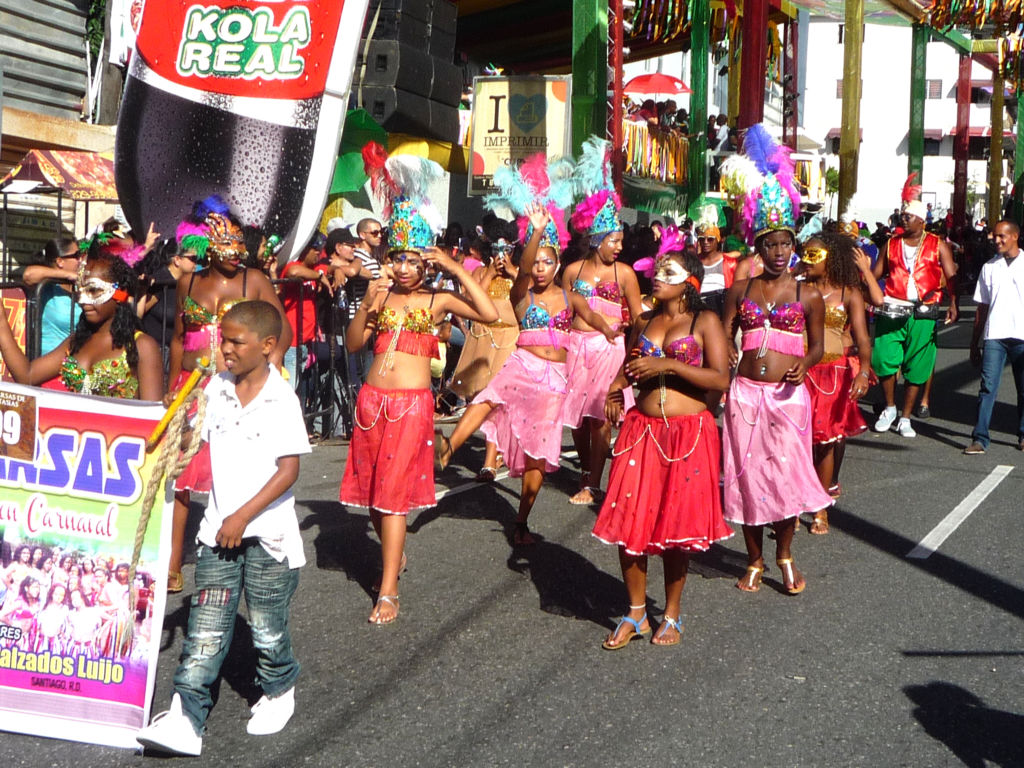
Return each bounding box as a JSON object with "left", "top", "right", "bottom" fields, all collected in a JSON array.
[
  {"left": 688, "top": 0, "right": 710, "bottom": 203},
  {"left": 838, "top": 0, "right": 864, "bottom": 214},
  {"left": 572, "top": 0, "right": 608, "bottom": 156},
  {"left": 907, "top": 23, "right": 927, "bottom": 184}
]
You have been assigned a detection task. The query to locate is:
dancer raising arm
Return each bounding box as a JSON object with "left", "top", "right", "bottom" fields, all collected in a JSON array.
[
  {"left": 437, "top": 204, "right": 617, "bottom": 546},
  {"left": 339, "top": 146, "right": 498, "bottom": 625},
  {"left": 593, "top": 243, "right": 732, "bottom": 649}
]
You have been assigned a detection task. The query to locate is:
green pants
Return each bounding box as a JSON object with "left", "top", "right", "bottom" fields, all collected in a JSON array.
[{"left": 871, "top": 313, "right": 937, "bottom": 385}]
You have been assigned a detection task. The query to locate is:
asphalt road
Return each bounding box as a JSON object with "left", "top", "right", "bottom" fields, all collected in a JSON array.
[{"left": 4, "top": 306, "right": 1023, "bottom": 767}]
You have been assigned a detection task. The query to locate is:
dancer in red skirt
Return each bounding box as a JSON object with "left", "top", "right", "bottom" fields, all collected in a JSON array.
[
  {"left": 340, "top": 144, "right": 498, "bottom": 624},
  {"left": 437, "top": 204, "right": 617, "bottom": 546},
  {"left": 593, "top": 243, "right": 732, "bottom": 649},
  {"left": 797, "top": 233, "right": 872, "bottom": 533}
]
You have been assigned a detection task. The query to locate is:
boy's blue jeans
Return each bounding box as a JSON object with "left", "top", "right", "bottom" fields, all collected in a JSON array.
[{"left": 173, "top": 542, "right": 300, "bottom": 734}]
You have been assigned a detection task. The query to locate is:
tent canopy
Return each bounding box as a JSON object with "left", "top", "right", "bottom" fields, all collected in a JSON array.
[{"left": 0, "top": 150, "right": 118, "bottom": 202}]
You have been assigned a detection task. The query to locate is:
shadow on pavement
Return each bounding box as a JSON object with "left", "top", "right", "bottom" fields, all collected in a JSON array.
[
  {"left": 298, "top": 499, "right": 379, "bottom": 597},
  {"left": 905, "top": 681, "right": 1024, "bottom": 767},
  {"left": 829, "top": 509, "right": 1024, "bottom": 621}
]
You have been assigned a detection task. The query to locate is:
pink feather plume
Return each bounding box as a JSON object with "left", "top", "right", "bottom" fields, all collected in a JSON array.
[{"left": 570, "top": 189, "right": 620, "bottom": 233}]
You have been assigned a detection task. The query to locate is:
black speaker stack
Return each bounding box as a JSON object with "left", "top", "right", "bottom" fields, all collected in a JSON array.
[{"left": 352, "top": 0, "right": 463, "bottom": 142}]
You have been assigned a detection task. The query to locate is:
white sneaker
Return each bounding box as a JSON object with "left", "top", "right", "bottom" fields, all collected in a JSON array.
[
  {"left": 896, "top": 418, "right": 917, "bottom": 438},
  {"left": 874, "top": 406, "right": 898, "bottom": 432},
  {"left": 247, "top": 687, "right": 295, "bottom": 735},
  {"left": 136, "top": 693, "right": 203, "bottom": 756}
]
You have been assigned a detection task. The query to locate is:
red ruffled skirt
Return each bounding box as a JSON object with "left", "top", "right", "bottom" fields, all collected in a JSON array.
[
  {"left": 474, "top": 348, "right": 567, "bottom": 477},
  {"left": 340, "top": 384, "right": 435, "bottom": 515},
  {"left": 592, "top": 409, "right": 733, "bottom": 555},
  {"left": 805, "top": 356, "right": 868, "bottom": 445},
  {"left": 171, "top": 370, "right": 212, "bottom": 494}
]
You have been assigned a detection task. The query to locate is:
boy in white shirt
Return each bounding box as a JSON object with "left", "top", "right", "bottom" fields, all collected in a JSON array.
[{"left": 138, "top": 300, "right": 311, "bottom": 756}]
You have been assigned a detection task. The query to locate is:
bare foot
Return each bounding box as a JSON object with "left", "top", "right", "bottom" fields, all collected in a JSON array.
[
  {"left": 512, "top": 522, "right": 535, "bottom": 546},
  {"left": 372, "top": 553, "right": 407, "bottom": 593},
  {"left": 810, "top": 511, "right": 829, "bottom": 535},
  {"left": 369, "top": 595, "right": 399, "bottom": 624},
  {"left": 602, "top": 611, "right": 650, "bottom": 650},
  {"left": 736, "top": 564, "right": 764, "bottom": 592},
  {"left": 776, "top": 558, "right": 805, "bottom": 595}
]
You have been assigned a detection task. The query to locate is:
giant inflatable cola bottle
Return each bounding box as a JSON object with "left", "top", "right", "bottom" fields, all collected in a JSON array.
[{"left": 115, "top": 0, "right": 369, "bottom": 260}]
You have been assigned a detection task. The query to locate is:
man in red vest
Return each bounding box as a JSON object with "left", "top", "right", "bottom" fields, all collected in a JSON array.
[{"left": 870, "top": 199, "right": 958, "bottom": 437}]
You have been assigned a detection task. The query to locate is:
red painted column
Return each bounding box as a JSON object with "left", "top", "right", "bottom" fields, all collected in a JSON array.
[
  {"left": 951, "top": 54, "right": 971, "bottom": 232},
  {"left": 738, "top": 0, "right": 768, "bottom": 129},
  {"left": 608, "top": 0, "right": 624, "bottom": 195}
]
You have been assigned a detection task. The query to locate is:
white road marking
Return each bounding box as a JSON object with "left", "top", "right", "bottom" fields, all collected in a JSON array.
[{"left": 906, "top": 465, "right": 1014, "bottom": 559}]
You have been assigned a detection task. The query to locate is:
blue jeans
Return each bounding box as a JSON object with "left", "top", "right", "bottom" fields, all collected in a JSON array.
[
  {"left": 971, "top": 338, "right": 1024, "bottom": 448},
  {"left": 173, "top": 542, "right": 300, "bottom": 734}
]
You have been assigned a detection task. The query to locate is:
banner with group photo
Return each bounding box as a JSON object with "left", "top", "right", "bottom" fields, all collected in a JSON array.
[
  {"left": 0, "top": 383, "right": 171, "bottom": 749},
  {"left": 468, "top": 75, "right": 573, "bottom": 196}
]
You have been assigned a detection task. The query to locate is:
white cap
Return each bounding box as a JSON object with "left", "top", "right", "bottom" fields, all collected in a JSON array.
[
  {"left": 903, "top": 200, "right": 927, "bottom": 220},
  {"left": 326, "top": 217, "right": 347, "bottom": 233}
]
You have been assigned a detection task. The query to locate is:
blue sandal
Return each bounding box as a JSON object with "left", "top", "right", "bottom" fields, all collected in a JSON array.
[
  {"left": 652, "top": 616, "right": 684, "bottom": 646},
  {"left": 602, "top": 610, "right": 650, "bottom": 650}
]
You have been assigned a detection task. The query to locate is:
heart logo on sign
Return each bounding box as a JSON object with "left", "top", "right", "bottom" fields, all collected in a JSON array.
[{"left": 508, "top": 94, "right": 546, "bottom": 133}]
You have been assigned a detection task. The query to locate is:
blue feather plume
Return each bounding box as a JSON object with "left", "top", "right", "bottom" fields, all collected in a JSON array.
[
  {"left": 484, "top": 165, "right": 536, "bottom": 215},
  {"left": 546, "top": 157, "right": 576, "bottom": 211},
  {"left": 742, "top": 124, "right": 779, "bottom": 176},
  {"left": 574, "top": 135, "right": 612, "bottom": 196}
]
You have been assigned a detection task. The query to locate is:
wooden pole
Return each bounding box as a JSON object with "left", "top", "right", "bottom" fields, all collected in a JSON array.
[
  {"left": 838, "top": 0, "right": 864, "bottom": 214},
  {"left": 952, "top": 54, "right": 971, "bottom": 231},
  {"left": 988, "top": 61, "right": 1005, "bottom": 222}
]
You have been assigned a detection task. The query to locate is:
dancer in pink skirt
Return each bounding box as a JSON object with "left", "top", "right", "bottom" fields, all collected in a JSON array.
[
  {"left": 340, "top": 144, "right": 498, "bottom": 624},
  {"left": 719, "top": 125, "right": 832, "bottom": 595},
  {"left": 437, "top": 205, "right": 617, "bottom": 546},
  {"left": 562, "top": 137, "right": 644, "bottom": 505},
  {"left": 593, "top": 244, "right": 732, "bottom": 649}
]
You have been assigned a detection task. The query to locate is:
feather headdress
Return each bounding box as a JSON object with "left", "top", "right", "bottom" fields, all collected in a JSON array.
[
  {"left": 484, "top": 153, "right": 575, "bottom": 251},
  {"left": 901, "top": 173, "right": 921, "bottom": 206},
  {"left": 634, "top": 225, "right": 685, "bottom": 278},
  {"left": 362, "top": 141, "right": 444, "bottom": 253},
  {"left": 719, "top": 124, "right": 800, "bottom": 244},
  {"left": 838, "top": 195, "right": 861, "bottom": 238},
  {"left": 694, "top": 204, "right": 721, "bottom": 238},
  {"left": 570, "top": 136, "right": 622, "bottom": 239}
]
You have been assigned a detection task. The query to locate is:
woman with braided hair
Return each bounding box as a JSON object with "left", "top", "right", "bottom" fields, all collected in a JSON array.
[{"left": 0, "top": 247, "right": 163, "bottom": 400}]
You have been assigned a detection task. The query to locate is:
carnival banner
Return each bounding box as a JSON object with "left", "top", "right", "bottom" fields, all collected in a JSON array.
[
  {"left": 0, "top": 384, "right": 171, "bottom": 749},
  {"left": 468, "top": 76, "right": 573, "bottom": 196},
  {"left": 114, "top": 0, "right": 371, "bottom": 263}
]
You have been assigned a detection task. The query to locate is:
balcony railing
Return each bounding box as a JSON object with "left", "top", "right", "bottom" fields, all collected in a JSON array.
[{"left": 622, "top": 120, "right": 688, "bottom": 186}]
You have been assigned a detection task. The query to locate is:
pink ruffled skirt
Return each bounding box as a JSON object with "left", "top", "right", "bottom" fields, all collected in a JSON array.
[
  {"left": 562, "top": 331, "right": 626, "bottom": 428},
  {"left": 722, "top": 376, "right": 833, "bottom": 525},
  {"left": 474, "top": 348, "right": 567, "bottom": 477}
]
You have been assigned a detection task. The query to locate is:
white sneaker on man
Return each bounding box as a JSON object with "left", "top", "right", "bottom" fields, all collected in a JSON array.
[
  {"left": 896, "top": 418, "right": 917, "bottom": 438},
  {"left": 136, "top": 693, "right": 203, "bottom": 756},
  {"left": 874, "top": 405, "right": 898, "bottom": 432},
  {"left": 247, "top": 687, "right": 295, "bottom": 735}
]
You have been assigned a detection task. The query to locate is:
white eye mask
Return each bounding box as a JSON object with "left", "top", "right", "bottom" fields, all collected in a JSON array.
[
  {"left": 77, "top": 277, "right": 118, "bottom": 306},
  {"left": 653, "top": 258, "right": 690, "bottom": 285}
]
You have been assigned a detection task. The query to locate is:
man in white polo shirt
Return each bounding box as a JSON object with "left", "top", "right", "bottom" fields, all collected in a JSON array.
[{"left": 964, "top": 219, "right": 1024, "bottom": 454}]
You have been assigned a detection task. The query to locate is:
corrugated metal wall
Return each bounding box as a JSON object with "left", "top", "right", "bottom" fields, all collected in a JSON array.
[{"left": 0, "top": 0, "right": 88, "bottom": 121}]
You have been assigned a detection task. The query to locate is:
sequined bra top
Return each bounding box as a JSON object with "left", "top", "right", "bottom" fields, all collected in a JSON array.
[
  {"left": 518, "top": 290, "right": 572, "bottom": 350},
  {"left": 821, "top": 289, "right": 849, "bottom": 362},
  {"left": 181, "top": 270, "right": 250, "bottom": 354},
  {"left": 373, "top": 292, "right": 440, "bottom": 359},
  {"left": 487, "top": 276, "right": 513, "bottom": 301},
  {"left": 633, "top": 314, "right": 704, "bottom": 368},
  {"left": 571, "top": 262, "right": 629, "bottom": 327},
  {"left": 59, "top": 332, "right": 142, "bottom": 398},
  {"left": 738, "top": 280, "right": 806, "bottom": 358}
]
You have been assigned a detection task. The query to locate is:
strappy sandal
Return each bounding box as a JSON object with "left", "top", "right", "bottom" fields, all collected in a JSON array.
[
  {"left": 736, "top": 564, "right": 764, "bottom": 593},
  {"left": 776, "top": 558, "right": 806, "bottom": 595},
  {"left": 602, "top": 608, "right": 651, "bottom": 650},
  {"left": 569, "top": 486, "right": 598, "bottom": 505},
  {"left": 475, "top": 466, "right": 497, "bottom": 482},
  {"left": 370, "top": 595, "right": 399, "bottom": 625},
  {"left": 167, "top": 571, "right": 184, "bottom": 594},
  {"left": 828, "top": 483, "right": 842, "bottom": 499},
  {"left": 651, "top": 616, "right": 684, "bottom": 647},
  {"left": 810, "top": 511, "right": 830, "bottom": 535}
]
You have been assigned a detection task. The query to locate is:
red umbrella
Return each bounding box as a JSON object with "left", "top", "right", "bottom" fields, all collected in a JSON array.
[{"left": 624, "top": 73, "right": 691, "bottom": 97}]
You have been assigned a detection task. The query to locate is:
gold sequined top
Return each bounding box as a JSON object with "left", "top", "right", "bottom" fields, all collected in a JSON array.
[
  {"left": 377, "top": 306, "right": 435, "bottom": 335},
  {"left": 487, "top": 277, "right": 512, "bottom": 301},
  {"left": 821, "top": 303, "right": 848, "bottom": 362}
]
